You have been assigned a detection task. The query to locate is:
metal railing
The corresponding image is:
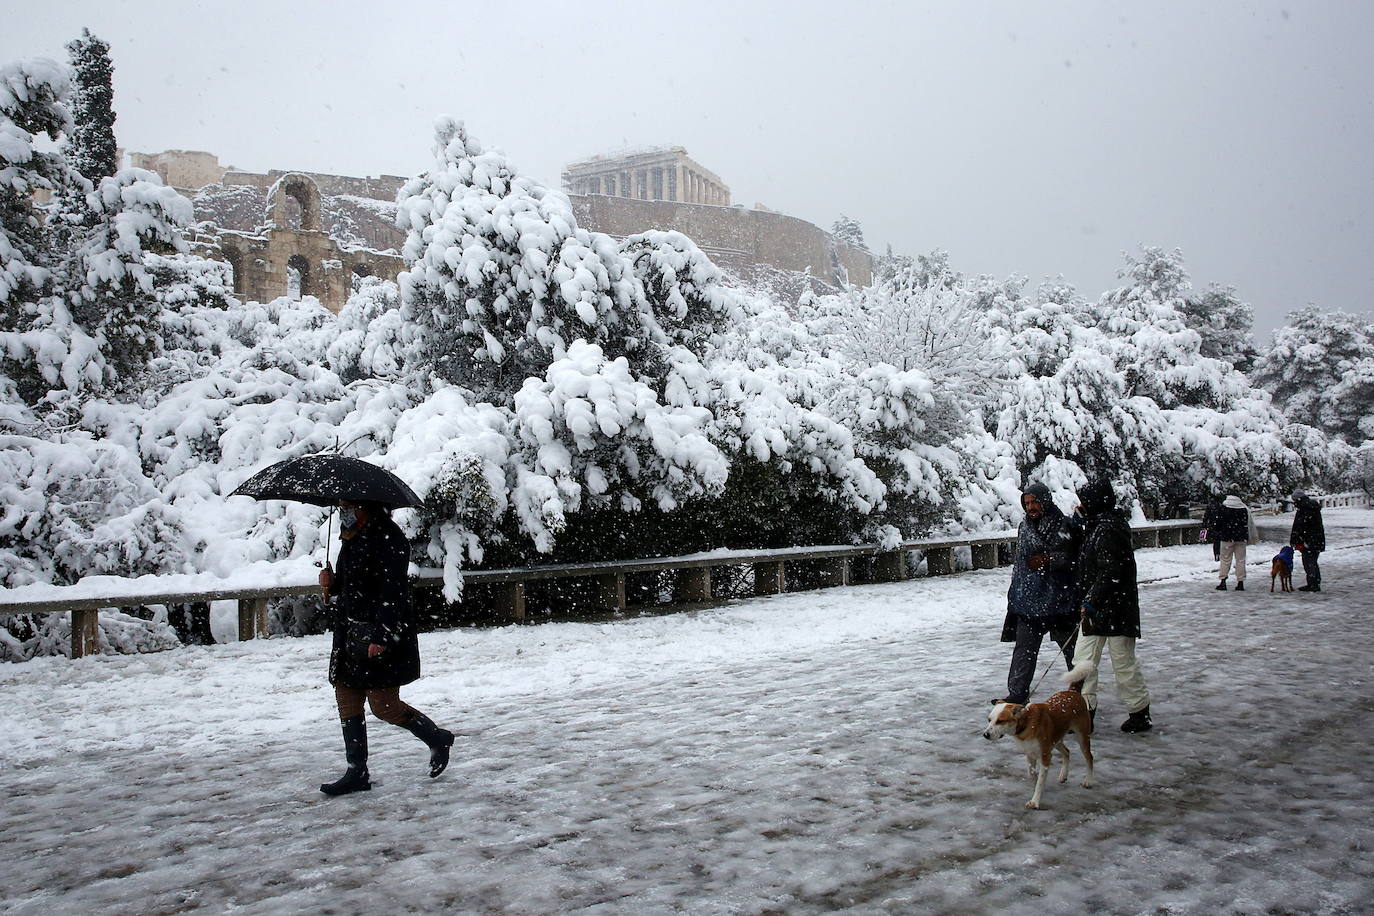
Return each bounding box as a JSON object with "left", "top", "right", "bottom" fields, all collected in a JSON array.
[{"left": 1, "top": 520, "right": 1204, "bottom": 659}]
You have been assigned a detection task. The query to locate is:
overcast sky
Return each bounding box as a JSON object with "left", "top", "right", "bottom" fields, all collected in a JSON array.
[{"left": 5, "top": 0, "right": 1371, "bottom": 336}]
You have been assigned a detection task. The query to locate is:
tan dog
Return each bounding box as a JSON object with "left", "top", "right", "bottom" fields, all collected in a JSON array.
[{"left": 983, "top": 690, "right": 1094, "bottom": 809}]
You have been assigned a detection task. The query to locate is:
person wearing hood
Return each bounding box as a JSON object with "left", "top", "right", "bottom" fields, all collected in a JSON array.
[
  {"left": 1063, "top": 479, "right": 1154, "bottom": 733},
  {"left": 315, "top": 499, "right": 455, "bottom": 796},
  {"left": 1213, "top": 492, "right": 1258, "bottom": 591},
  {"left": 1289, "top": 490, "right": 1326, "bottom": 592},
  {"left": 996, "top": 483, "right": 1082, "bottom": 706}
]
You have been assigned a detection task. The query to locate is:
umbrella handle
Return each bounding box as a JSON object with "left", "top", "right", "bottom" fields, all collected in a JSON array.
[{"left": 322, "top": 506, "right": 335, "bottom": 603}]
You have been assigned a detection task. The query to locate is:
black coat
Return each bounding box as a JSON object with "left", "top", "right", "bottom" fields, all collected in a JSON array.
[
  {"left": 1290, "top": 497, "right": 1326, "bottom": 552},
  {"left": 328, "top": 513, "right": 420, "bottom": 690},
  {"left": 1001, "top": 492, "right": 1081, "bottom": 641},
  {"left": 1077, "top": 510, "right": 1141, "bottom": 638}
]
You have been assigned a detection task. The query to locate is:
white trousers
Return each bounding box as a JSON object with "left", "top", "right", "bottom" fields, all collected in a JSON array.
[
  {"left": 1072, "top": 634, "right": 1151, "bottom": 714},
  {"left": 1218, "top": 541, "right": 1247, "bottom": 581}
]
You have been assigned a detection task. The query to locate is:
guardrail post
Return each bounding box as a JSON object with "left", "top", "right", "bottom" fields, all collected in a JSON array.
[
  {"left": 1131, "top": 529, "right": 1160, "bottom": 549},
  {"left": 597, "top": 573, "right": 626, "bottom": 611},
  {"left": 238, "top": 597, "right": 269, "bottom": 640},
  {"left": 495, "top": 583, "right": 525, "bottom": 622},
  {"left": 971, "top": 544, "right": 999, "bottom": 570},
  {"left": 924, "top": 547, "right": 955, "bottom": 576},
  {"left": 678, "top": 567, "right": 712, "bottom": 602},
  {"left": 874, "top": 551, "right": 906, "bottom": 582},
  {"left": 818, "top": 558, "right": 850, "bottom": 588},
  {"left": 753, "top": 561, "right": 786, "bottom": 595},
  {"left": 71, "top": 608, "right": 99, "bottom": 658}
]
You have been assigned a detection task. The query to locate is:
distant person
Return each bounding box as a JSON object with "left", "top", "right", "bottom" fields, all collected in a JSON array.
[
  {"left": 1063, "top": 479, "right": 1153, "bottom": 733},
  {"left": 1212, "top": 492, "right": 1258, "bottom": 591},
  {"left": 317, "top": 499, "right": 455, "bottom": 796},
  {"left": 1199, "top": 492, "right": 1223, "bottom": 563},
  {"left": 1290, "top": 491, "right": 1326, "bottom": 592},
  {"left": 995, "top": 483, "right": 1081, "bottom": 705}
]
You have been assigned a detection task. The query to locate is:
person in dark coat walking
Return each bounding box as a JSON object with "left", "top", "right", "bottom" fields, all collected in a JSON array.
[
  {"left": 317, "top": 499, "right": 455, "bottom": 796},
  {"left": 1063, "top": 479, "right": 1154, "bottom": 733},
  {"left": 996, "top": 483, "right": 1081, "bottom": 705},
  {"left": 1290, "top": 491, "right": 1326, "bottom": 592}
]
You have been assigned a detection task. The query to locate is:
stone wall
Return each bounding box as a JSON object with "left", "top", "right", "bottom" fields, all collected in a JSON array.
[
  {"left": 129, "top": 149, "right": 229, "bottom": 192},
  {"left": 570, "top": 194, "right": 872, "bottom": 288}
]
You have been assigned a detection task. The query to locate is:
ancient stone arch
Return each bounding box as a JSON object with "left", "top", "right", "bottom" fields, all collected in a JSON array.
[
  {"left": 220, "top": 245, "right": 244, "bottom": 293},
  {"left": 268, "top": 173, "right": 323, "bottom": 232},
  {"left": 287, "top": 253, "right": 312, "bottom": 299}
]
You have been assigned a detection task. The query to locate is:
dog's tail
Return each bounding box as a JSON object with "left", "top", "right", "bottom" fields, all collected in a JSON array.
[{"left": 1062, "top": 661, "right": 1094, "bottom": 686}]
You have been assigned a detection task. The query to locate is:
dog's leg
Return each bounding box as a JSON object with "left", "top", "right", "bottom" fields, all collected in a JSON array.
[
  {"left": 1055, "top": 741, "right": 1072, "bottom": 784},
  {"left": 1270, "top": 573, "right": 1276, "bottom": 592},
  {"left": 1027, "top": 753, "right": 1051, "bottom": 809},
  {"left": 1076, "top": 727, "right": 1094, "bottom": 788}
]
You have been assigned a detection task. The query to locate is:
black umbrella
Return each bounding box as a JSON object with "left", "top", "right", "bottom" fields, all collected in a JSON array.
[
  {"left": 231, "top": 453, "right": 421, "bottom": 603},
  {"left": 230, "top": 453, "right": 423, "bottom": 509}
]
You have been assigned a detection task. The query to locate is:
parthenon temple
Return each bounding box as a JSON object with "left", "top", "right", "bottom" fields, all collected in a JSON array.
[{"left": 562, "top": 146, "right": 730, "bottom": 206}]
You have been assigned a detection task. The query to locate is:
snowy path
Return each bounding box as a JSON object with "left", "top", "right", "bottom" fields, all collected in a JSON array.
[{"left": 2, "top": 511, "right": 1371, "bottom": 915}]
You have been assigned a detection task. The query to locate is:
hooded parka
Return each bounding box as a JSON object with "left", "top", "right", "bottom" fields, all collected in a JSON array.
[
  {"left": 1075, "top": 481, "right": 1141, "bottom": 639},
  {"left": 1290, "top": 495, "right": 1326, "bottom": 552},
  {"left": 328, "top": 511, "right": 421, "bottom": 690},
  {"left": 1000, "top": 482, "right": 1081, "bottom": 642}
]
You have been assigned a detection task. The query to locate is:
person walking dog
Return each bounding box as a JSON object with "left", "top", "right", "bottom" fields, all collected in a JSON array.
[
  {"left": 1212, "top": 492, "right": 1258, "bottom": 591},
  {"left": 1290, "top": 491, "right": 1326, "bottom": 592},
  {"left": 1063, "top": 479, "right": 1154, "bottom": 733},
  {"left": 317, "top": 499, "right": 455, "bottom": 796},
  {"left": 996, "top": 483, "right": 1081, "bottom": 705}
]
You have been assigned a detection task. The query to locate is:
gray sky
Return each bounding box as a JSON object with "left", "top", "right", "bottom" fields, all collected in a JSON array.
[{"left": 5, "top": 0, "right": 1371, "bottom": 336}]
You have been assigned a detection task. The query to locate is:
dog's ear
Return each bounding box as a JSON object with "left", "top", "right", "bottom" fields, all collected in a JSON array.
[{"left": 1010, "top": 705, "right": 1026, "bottom": 720}]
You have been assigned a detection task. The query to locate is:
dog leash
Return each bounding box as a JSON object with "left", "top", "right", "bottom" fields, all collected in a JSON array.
[{"left": 1028, "top": 621, "right": 1082, "bottom": 699}]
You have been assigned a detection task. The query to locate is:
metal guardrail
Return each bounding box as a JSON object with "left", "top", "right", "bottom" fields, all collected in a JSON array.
[{"left": 2, "top": 520, "right": 1204, "bottom": 659}]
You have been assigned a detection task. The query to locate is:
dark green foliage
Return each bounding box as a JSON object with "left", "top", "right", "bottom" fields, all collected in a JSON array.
[{"left": 65, "top": 29, "right": 118, "bottom": 182}]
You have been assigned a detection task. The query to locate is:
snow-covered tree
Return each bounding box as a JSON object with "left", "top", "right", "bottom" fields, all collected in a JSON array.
[
  {"left": 0, "top": 58, "right": 70, "bottom": 324},
  {"left": 831, "top": 214, "right": 866, "bottom": 250},
  {"left": 396, "top": 118, "right": 660, "bottom": 400},
  {"left": 1179, "top": 283, "right": 1257, "bottom": 370},
  {"left": 64, "top": 29, "right": 117, "bottom": 183},
  {"left": 1251, "top": 306, "right": 1374, "bottom": 444}
]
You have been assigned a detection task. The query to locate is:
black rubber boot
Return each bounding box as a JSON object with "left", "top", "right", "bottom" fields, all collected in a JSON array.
[
  {"left": 1121, "top": 706, "right": 1153, "bottom": 733},
  {"left": 320, "top": 715, "right": 371, "bottom": 796},
  {"left": 1215, "top": 581, "right": 1227, "bottom": 591},
  {"left": 400, "top": 711, "right": 455, "bottom": 778},
  {"left": 1235, "top": 581, "right": 1245, "bottom": 591}
]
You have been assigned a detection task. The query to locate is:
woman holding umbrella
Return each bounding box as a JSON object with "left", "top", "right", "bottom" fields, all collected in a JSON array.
[
  {"left": 231, "top": 455, "right": 454, "bottom": 796},
  {"left": 317, "top": 498, "right": 455, "bottom": 795}
]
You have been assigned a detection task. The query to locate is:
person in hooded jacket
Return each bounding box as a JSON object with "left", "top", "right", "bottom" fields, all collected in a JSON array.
[
  {"left": 1212, "top": 492, "right": 1258, "bottom": 591},
  {"left": 316, "top": 499, "right": 455, "bottom": 796},
  {"left": 996, "top": 483, "right": 1081, "bottom": 705},
  {"left": 1064, "top": 479, "right": 1154, "bottom": 733},
  {"left": 1289, "top": 490, "right": 1326, "bottom": 592}
]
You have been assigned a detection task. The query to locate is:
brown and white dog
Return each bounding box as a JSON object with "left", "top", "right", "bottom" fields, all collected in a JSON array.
[{"left": 983, "top": 690, "right": 1094, "bottom": 809}]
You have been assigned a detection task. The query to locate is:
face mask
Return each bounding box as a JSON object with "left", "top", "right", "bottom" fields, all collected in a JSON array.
[{"left": 339, "top": 507, "right": 358, "bottom": 530}]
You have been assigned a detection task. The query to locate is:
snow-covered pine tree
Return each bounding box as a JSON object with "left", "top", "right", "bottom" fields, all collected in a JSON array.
[
  {"left": 831, "top": 214, "right": 867, "bottom": 251},
  {"left": 0, "top": 58, "right": 70, "bottom": 326},
  {"left": 1252, "top": 306, "right": 1374, "bottom": 444},
  {"left": 621, "top": 229, "right": 748, "bottom": 357},
  {"left": 64, "top": 29, "right": 117, "bottom": 183},
  {"left": 1179, "top": 283, "right": 1257, "bottom": 370},
  {"left": 396, "top": 118, "right": 661, "bottom": 401}
]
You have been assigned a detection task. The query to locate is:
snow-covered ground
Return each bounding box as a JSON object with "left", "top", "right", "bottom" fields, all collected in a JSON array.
[{"left": 2, "top": 510, "right": 1371, "bottom": 915}]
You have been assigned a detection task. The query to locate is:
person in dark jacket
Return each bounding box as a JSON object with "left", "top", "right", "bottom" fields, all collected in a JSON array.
[
  {"left": 1289, "top": 491, "right": 1326, "bottom": 592},
  {"left": 1211, "top": 493, "right": 1257, "bottom": 591},
  {"left": 996, "top": 483, "right": 1081, "bottom": 705},
  {"left": 1063, "top": 479, "right": 1154, "bottom": 733},
  {"left": 316, "top": 499, "right": 454, "bottom": 796}
]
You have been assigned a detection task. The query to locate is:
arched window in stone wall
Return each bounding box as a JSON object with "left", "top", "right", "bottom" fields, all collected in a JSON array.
[
  {"left": 221, "top": 246, "right": 243, "bottom": 293},
  {"left": 269, "top": 174, "right": 323, "bottom": 233},
  {"left": 350, "top": 263, "right": 375, "bottom": 293},
  {"left": 287, "top": 254, "right": 311, "bottom": 299}
]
